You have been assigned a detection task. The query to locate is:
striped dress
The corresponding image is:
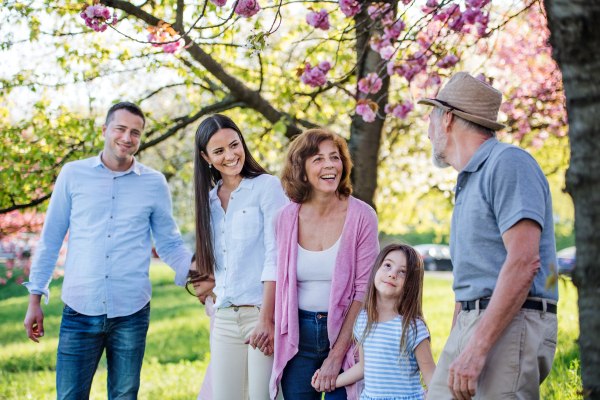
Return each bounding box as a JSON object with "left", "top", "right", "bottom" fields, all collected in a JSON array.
[{"left": 353, "top": 311, "right": 429, "bottom": 400}]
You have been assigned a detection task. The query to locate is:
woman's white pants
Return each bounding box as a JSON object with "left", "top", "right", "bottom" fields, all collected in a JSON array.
[{"left": 211, "top": 306, "right": 273, "bottom": 400}]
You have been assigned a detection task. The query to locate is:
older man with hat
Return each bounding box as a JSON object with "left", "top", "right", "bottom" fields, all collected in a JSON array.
[{"left": 419, "top": 72, "right": 558, "bottom": 400}]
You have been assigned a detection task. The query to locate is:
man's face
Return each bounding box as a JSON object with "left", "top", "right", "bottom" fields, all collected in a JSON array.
[
  {"left": 428, "top": 110, "right": 451, "bottom": 169},
  {"left": 102, "top": 109, "right": 144, "bottom": 163}
]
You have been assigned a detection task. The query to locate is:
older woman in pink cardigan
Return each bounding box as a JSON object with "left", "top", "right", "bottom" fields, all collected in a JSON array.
[{"left": 270, "top": 129, "right": 380, "bottom": 400}]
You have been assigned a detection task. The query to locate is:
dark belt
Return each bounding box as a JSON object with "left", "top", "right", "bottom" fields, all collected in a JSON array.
[{"left": 461, "top": 298, "right": 557, "bottom": 314}]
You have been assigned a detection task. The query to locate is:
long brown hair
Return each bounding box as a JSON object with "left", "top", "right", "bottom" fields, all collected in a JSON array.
[
  {"left": 192, "top": 114, "right": 268, "bottom": 279},
  {"left": 281, "top": 128, "right": 353, "bottom": 203},
  {"left": 358, "top": 243, "right": 427, "bottom": 369}
]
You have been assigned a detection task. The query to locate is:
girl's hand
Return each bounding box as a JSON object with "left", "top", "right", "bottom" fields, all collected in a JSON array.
[
  {"left": 315, "top": 353, "right": 343, "bottom": 392},
  {"left": 246, "top": 317, "right": 274, "bottom": 356},
  {"left": 424, "top": 389, "right": 428, "bottom": 399},
  {"left": 311, "top": 369, "right": 321, "bottom": 390}
]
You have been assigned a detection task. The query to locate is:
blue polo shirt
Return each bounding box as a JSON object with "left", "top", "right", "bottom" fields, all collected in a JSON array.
[{"left": 450, "top": 138, "right": 558, "bottom": 302}]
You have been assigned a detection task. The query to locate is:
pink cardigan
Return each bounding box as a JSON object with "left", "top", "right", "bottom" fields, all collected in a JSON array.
[{"left": 269, "top": 196, "right": 380, "bottom": 399}]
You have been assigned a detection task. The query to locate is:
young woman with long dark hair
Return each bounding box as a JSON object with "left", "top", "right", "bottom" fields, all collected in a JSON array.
[{"left": 189, "top": 114, "right": 288, "bottom": 400}]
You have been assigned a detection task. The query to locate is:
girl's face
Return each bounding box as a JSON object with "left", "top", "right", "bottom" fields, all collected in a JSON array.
[
  {"left": 304, "top": 140, "right": 343, "bottom": 196},
  {"left": 202, "top": 128, "right": 245, "bottom": 178},
  {"left": 374, "top": 250, "right": 407, "bottom": 300}
]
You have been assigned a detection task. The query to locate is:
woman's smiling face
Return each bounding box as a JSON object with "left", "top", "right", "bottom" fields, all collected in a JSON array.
[
  {"left": 202, "top": 128, "right": 245, "bottom": 178},
  {"left": 304, "top": 140, "right": 343, "bottom": 196}
]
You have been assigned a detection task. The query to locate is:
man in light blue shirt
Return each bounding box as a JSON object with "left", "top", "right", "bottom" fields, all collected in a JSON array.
[{"left": 23, "top": 102, "right": 193, "bottom": 400}]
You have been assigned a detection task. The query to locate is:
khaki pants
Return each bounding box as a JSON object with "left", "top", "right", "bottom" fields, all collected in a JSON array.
[
  {"left": 428, "top": 307, "right": 558, "bottom": 399},
  {"left": 211, "top": 306, "right": 274, "bottom": 400}
]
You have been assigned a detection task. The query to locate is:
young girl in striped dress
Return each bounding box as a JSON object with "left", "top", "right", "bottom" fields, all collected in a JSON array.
[{"left": 312, "top": 243, "right": 436, "bottom": 400}]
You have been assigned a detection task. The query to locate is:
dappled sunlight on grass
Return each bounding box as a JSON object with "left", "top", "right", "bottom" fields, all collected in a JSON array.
[{"left": 0, "top": 264, "right": 582, "bottom": 399}]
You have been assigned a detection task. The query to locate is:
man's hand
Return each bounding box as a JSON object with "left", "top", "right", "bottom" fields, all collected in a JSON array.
[
  {"left": 315, "top": 352, "right": 343, "bottom": 392},
  {"left": 24, "top": 294, "right": 45, "bottom": 343},
  {"left": 447, "top": 341, "right": 487, "bottom": 400}
]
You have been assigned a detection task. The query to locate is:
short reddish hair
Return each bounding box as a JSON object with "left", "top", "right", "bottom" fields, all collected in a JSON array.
[{"left": 281, "top": 128, "right": 353, "bottom": 203}]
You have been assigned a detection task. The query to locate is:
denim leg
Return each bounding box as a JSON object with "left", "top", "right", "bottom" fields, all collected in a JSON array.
[
  {"left": 317, "top": 315, "right": 347, "bottom": 400},
  {"left": 56, "top": 304, "right": 107, "bottom": 400},
  {"left": 281, "top": 311, "right": 324, "bottom": 400},
  {"left": 105, "top": 302, "right": 151, "bottom": 400}
]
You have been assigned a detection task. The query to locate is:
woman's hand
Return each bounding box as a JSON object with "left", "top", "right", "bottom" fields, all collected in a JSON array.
[
  {"left": 246, "top": 317, "right": 274, "bottom": 356},
  {"left": 315, "top": 352, "right": 344, "bottom": 392}
]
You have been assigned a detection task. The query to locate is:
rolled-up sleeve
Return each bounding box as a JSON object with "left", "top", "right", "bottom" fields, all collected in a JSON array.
[
  {"left": 150, "top": 176, "right": 193, "bottom": 287},
  {"left": 353, "top": 208, "right": 380, "bottom": 302},
  {"left": 260, "top": 176, "right": 290, "bottom": 282},
  {"left": 24, "top": 165, "right": 72, "bottom": 304}
]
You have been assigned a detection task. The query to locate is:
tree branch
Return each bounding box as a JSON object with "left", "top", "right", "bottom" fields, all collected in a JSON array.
[
  {"left": 136, "top": 97, "right": 247, "bottom": 153},
  {"left": 0, "top": 193, "right": 53, "bottom": 214}
]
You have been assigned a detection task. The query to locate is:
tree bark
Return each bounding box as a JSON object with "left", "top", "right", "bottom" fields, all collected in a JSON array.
[
  {"left": 544, "top": 1, "right": 600, "bottom": 397},
  {"left": 348, "top": 4, "right": 390, "bottom": 209}
]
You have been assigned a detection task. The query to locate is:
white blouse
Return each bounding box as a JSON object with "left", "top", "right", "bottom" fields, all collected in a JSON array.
[
  {"left": 209, "top": 174, "right": 289, "bottom": 309},
  {"left": 296, "top": 236, "right": 341, "bottom": 312}
]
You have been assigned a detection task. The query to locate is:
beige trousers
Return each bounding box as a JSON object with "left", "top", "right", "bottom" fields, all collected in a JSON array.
[
  {"left": 211, "top": 306, "right": 274, "bottom": 400},
  {"left": 428, "top": 306, "right": 558, "bottom": 399}
]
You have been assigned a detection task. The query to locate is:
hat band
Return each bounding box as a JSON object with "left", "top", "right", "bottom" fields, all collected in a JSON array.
[{"left": 435, "top": 99, "right": 468, "bottom": 114}]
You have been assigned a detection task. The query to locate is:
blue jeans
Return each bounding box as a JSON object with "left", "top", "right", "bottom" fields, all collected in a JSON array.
[
  {"left": 281, "top": 310, "right": 348, "bottom": 400},
  {"left": 56, "top": 302, "right": 151, "bottom": 400}
]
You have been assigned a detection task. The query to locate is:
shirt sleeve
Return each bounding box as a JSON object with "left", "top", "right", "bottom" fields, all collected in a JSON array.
[
  {"left": 489, "top": 148, "right": 549, "bottom": 235},
  {"left": 259, "top": 176, "right": 290, "bottom": 282},
  {"left": 150, "top": 175, "right": 193, "bottom": 287},
  {"left": 353, "top": 207, "right": 380, "bottom": 303},
  {"left": 411, "top": 318, "right": 430, "bottom": 351},
  {"left": 23, "top": 164, "right": 72, "bottom": 304}
]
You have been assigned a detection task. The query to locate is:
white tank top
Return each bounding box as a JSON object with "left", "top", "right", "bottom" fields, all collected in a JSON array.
[{"left": 296, "top": 236, "right": 341, "bottom": 312}]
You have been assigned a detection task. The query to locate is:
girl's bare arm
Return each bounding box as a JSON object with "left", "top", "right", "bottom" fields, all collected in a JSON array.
[{"left": 415, "top": 338, "right": 436, "bottom": 388}]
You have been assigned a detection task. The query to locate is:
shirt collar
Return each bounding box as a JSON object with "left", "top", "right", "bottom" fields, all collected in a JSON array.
[
  {"left": 93, "top": 151, "right": 141, "bottom": 176},
  {"left": 461, "top": 138, "right": 498, "bottom": 173},
  {"left": 208, "top": 177, "right": 255, "bottom": 202}
]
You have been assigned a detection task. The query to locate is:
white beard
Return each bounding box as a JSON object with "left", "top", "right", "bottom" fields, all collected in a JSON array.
[{"left": 431, "top": 129, "right": 451, "bottom": 169}]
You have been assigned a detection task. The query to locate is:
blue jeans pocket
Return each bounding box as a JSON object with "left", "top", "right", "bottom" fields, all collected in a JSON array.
[{"left": 63, "top": 304, "right": 80, "bottom": 317}]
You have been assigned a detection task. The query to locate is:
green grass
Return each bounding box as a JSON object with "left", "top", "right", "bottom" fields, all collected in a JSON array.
[{"left": 0, "top": 265, "right": 581, "bottom": 399}]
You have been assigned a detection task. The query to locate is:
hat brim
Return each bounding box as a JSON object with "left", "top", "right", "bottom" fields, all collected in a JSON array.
[{"left": 417, "top": 98, "right": 506, "bottom": 131}]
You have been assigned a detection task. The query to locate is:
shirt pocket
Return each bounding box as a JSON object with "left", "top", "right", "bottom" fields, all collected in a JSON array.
[{"left": 232, "top": 207, "right": 261, "bottom": 240}]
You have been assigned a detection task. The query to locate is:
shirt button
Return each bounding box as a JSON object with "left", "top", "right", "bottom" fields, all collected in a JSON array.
[
  {"left": 223, "top": 249, "right": 226, "bottom": 253},
  {"left": 222, "top": 231, "right": 224, "bottom": 233},
  {"left": 112, "top": 197, "right": 115, "bottom": 199},
  {"left": 231, "top": 196, "right": 233, "bottom": 200},
  {"left": 110, "top": 216, "right": 113, "bottom": 219},
  {"left": 113, "top": 177, "right": 116, "bottom": 180},
  {"left": 243, "top": 210, "right": 246, "bottom": 213},
  {"left": 106, "top": 256, "right": 109, "bottom": 258},
  {"left": 105, "top": 276, "right": 108, "bottom": 278},
  {"left": 108, "top": 235, "right": 111, "bottom": 238}
]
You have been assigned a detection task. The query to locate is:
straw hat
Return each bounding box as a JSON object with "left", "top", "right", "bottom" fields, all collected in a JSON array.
[{"left": 417, "top": 72, "right": 506, "bottom": 131}]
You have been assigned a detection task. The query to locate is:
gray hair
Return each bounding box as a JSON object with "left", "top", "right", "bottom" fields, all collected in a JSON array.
[{"left": 433, "top": 107, "right": 496, "bottom": 138}]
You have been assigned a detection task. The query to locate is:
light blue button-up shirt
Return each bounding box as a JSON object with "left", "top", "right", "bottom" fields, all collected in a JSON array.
[
  {"left": 24, "top": 153, "right": 192, "bottom": 318},
  {"left": 209, "top": 174, "right": 289, "bottom": 309}
]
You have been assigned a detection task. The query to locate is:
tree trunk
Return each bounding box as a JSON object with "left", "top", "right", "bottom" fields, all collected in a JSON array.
[
  {"left": 348, "top": 4, "right": 390, "bottom": 209},
  {"left": 544, "top": 1, "right": 600, "bottom": 397}
]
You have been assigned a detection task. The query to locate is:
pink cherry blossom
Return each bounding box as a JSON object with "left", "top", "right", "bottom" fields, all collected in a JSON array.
[
  {"left": 102, "top": 7, "right": 111, "bottom": 19},
  {"left": 356, "top": 103, "right": 376, "bottom": 122},
  {"left": 0, "top": 278, "right": 6, "bottom": 285},
  {"left": 383, "top": 19, "right": 405, "bottom": 40},
  {"left": 358, "top": 72, "right": 383, "bottom": 94},
  {"left": 368, "top": 3, "right": 390, "bottom": 19},
  {"left": 426, "top": 0, "right": 438, "bottom": 7},
  {"left": 235, "top": 0, "right": 260, "bottom": 18},
  {"left": 466, "top": 0, "right": 490, "bottom": 8},
  {"left": 339, "top": 0, "right": 360, "bottom": 18},
  {"left": 300, "top": 62, "right": 331, "bottom": 87},
  {"left": 306, "top": 9, "right": 330, "bottom": 30},
  {"left": 463, "top": 8, "right": 481, "bottom": 24},
  {"left": 210, "top": 0, "right": 227, "bottom": 6},
  {"left": 369, "top": 34, "right": 392, "bottom": 52},
  {"left": 379, "top": 46, "right": 396, "bottom": 60},
  {"left": 436, "top": 54, "right": 459, "bottom": 68},
  {"left": 385, "top": 100, "right": 413, "bottom": 119},
  {"left": 163, "top": 38, "right": 185, "bottom": 54}
]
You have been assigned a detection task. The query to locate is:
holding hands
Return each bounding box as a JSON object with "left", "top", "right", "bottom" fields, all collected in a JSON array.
[{"left": 246, "top": 317, "right": 274, "bottom": 356}]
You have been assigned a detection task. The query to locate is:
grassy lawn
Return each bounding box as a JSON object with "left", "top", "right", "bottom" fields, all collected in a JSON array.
[{"left": 0, "top": 264, "right": 581, "bottom": 399}]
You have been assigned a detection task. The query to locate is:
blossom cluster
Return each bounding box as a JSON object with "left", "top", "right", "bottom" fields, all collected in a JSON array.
[
  {"left": 235, "top": 0, "right": 261, "bottom": 18},
  {"left": 358, "top": 73, "right": 383, "bottom": 94},
  {"left": 299, "top": 61, "right": 332, "bottom": 87},
  {"left": 339, "top": 0, "right": 360, "bottom": 18},
  {"left": 356, "top": 99, "right": 379, "bottom": 122},
  {"left": 306, "top": 8, "right": 330, "bottom": 30},
  {"left": 147, "top": 23, "right": 185, "bottom": 54},
  {"left": 79, "top": 1, "right": 117, "bottom": 32},
  {"left": 385, "top": 100, "right": 414, "bottom": 119}
]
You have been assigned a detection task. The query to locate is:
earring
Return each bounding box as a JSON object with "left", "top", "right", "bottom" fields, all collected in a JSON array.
[{"left": 208, "top": 163, "right": 212, "bottom": 169}]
